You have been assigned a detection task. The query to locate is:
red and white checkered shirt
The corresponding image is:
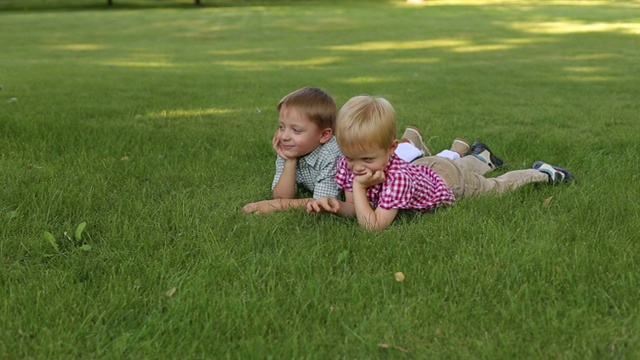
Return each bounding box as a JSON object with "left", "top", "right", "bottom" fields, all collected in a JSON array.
[{"left": 335, "top": 154, "right": 455, "bottom": 211}]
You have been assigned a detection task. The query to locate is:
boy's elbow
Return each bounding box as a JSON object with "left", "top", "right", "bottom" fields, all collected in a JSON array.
[
  {"left": 359, "top": 214, "right": 394, "bottom": 231},
  {"left": 360, "top": 221, "right": 388, "bottom": 232},
  {"left": 272, "top": 190, "right": 293, "bottom": 199}
]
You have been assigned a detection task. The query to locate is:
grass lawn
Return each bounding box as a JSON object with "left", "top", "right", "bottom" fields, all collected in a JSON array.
[{"left": 1, "top": 0, "right": 639, "bottom": 358}]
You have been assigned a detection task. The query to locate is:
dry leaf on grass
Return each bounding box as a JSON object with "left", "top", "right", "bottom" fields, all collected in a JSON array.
[
  {"left": 377, "top": 343, "right": 409, "bottom": 353},
  {"left": 165, "top": 287, "right": 177, "bottom": 297},
  {"left": 394, "top": 272, "right": 405, "bottom": 282}
]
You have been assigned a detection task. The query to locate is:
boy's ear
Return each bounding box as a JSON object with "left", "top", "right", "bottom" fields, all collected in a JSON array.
[
  {"left": 319, "top": 128, "right": 333, "bottom": 144},
  {"left": 388, "top": 139, "right": 399, "bottom": 153}
]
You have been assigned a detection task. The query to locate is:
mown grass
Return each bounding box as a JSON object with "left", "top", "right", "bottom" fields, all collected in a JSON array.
[{"left": 1, "top": 0, "right": 639, "bottom": 358}]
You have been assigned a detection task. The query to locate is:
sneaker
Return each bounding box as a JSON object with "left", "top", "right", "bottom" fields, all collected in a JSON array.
[
  {"left": 400, "top": 126, "right": 431, "bottom": 157},
  {"left": 532, "top": 161, "right": 573, "bottom": 184},
  {"left": 450, "top": 138, "right": 471, "bottom": 157},
  {"left": 469, "top": 141, "right": 504, "bottom": 169}
]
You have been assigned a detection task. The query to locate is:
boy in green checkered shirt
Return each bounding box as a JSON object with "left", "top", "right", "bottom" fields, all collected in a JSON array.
[{"left": 242, "top": 86, "right": 342, "bottom": 214}]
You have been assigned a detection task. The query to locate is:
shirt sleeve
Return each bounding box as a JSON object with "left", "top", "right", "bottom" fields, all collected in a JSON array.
[
  {"left": 312, "top": 155, "right": 341, "bottom": 199},
  {"left": 334, "top": 157, "right": 352, "bottom": 192},
  {"left": 271, "top": 156, "right": 289, "bottom": 191}
]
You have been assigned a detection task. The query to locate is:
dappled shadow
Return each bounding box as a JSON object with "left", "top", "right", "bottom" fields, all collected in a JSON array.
[
  {"left": 0, "top": 0, "right": 318, "bottom": 12},
  {"left": 396, "top": 0, "right": 640, "bottom": 8},
  {"left": 3, "top": 0, "right": 639, "bottom": 138}
]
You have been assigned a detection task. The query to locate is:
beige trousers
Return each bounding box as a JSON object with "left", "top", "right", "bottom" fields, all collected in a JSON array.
[{"left": 412, "top": 155, "right": 549, "bottom": 199}]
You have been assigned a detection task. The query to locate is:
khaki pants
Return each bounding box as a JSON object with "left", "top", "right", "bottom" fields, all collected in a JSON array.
[{"left": 412, "top": 155, "right": 548, "bottom": 199}]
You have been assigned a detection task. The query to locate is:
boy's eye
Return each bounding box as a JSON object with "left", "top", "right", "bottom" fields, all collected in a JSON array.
[
  {"left": 292, "top": 128, "right": 302, "bottom": 134},
  {"left": 363, "top": 158, "right": 373, "bottom": 163}
]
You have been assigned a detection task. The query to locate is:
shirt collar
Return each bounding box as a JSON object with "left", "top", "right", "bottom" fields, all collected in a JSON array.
[
  {"left": 299, "top": 136, "right": 336, "bottom": 167},
  {"left": 383, "top": 154, "right": 404, "bottom": 181},
  {"left": 385, "top": 154, "right": 402, "bottom": 169}
]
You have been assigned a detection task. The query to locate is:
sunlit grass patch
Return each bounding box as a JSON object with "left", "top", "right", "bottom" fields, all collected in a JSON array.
[{"left": 144, "top": 107, "right": 236, "bottom": 119}]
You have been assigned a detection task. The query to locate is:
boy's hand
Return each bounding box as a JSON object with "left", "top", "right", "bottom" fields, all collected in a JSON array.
[
  {"left": 242, "top": 200, "right": 279, "bottom": 214},
  {"left": 307, "top": 197, "right": 341, "bottom": 214},
  {"left": 272, "top": 131, "right": 292, "bottom": 160},
  {"left": 353, "top": 169, "right": 386, "bottom": 189}
]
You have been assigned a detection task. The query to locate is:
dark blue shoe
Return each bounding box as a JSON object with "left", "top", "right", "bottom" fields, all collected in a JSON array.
[
  {"left": 470, "top": 142, "right": 504, "bottom": 169},
  {"left": 532, "top": 161, "right": 573, "bottom": 184}
]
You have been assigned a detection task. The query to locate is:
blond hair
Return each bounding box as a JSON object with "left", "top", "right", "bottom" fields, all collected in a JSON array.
[
  {"left": 277, "top": 86, "right": 336, "bottom": 130},
  {"left": 336, "top": 95, "right": 396, "bottom": 151}
]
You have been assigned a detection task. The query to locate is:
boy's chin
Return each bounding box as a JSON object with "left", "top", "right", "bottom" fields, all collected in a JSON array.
[
  {"left": 352, "top": 169, "right": 383, "bottom": 176},
  {"left": 282, "top": 149, "right": 307, "bottom": 159}
]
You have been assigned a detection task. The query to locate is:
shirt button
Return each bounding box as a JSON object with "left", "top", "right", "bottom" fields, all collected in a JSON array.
[{"left": 386, "top": 189, "right": 391, "bottom": 194}]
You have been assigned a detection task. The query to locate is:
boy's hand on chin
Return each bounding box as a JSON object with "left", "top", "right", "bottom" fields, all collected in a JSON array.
[
  {"left": 272, "top": 131, "right": 293, "bottom": 160},
  {"left": 354, "top": 169, "right": 386, "bottom": 189}
]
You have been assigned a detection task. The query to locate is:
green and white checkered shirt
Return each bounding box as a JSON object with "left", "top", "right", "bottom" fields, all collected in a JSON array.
[{"left": 271, "top": 136, "right": 342, "bottom": 199}]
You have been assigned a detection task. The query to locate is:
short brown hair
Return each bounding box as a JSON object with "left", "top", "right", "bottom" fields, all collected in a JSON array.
[{"left": 277, "top": 87, "right": 336, "bottom": 130}]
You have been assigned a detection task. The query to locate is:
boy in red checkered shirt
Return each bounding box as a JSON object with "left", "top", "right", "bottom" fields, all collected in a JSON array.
[{"left": 306, "top": 95, "right": 572, "bottom": 231}]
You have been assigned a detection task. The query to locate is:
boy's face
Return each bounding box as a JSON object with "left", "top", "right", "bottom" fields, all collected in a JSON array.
[
  {"left": 276, "top": 106, "right": 331, "bottom": 159},
  {"left": 341, "top": 141, "right": 397, "bottom": 176}
]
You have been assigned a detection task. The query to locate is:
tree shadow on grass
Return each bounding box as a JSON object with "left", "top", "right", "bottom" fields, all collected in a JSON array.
[{"left": 0, "top": 0, "right": 327, "bottom": 12}]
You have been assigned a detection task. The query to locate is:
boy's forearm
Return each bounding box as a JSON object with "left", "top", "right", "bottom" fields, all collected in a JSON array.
[
  {"left": 272, "top": 198, "right": 314, "bottom": 211},
  {"left": 261, "top": 198, "right": 314, "bottom": 213},
  {"left": 336, "top": 201, "right": 356, "bottom": 218},
  {"left": 243, "top": 198, "right": 315, "bottom": 214},
  {"left": 272, "top": 159, "right": 297, "bottom": 199},
  {"left": 352, "top": 187, "right": 385, "bottom": 231}
]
